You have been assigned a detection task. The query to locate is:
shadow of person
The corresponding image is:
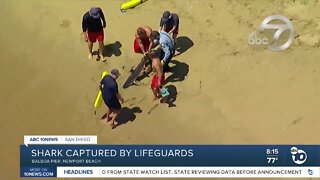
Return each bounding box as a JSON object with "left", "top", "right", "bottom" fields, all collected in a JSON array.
[
  {"left": 92, "top": 41, "right": 122, "bottom": 61},
  {"left": 175, "top": 36, "right": 194, "bottom": 56},
  {"left": 165, "top": 60, "right": 189, "bottom": 84},
  {"left": 115, "top": 107, "right": 142, "bottom": 127},
  {"left": 161, "top": 85, "right": 177, "bottom": 107},
  {"left": 103, "top": 41, "right": 122, "bottom": 57}
]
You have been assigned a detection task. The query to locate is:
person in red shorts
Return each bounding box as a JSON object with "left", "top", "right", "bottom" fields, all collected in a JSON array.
[
  {"left": 134, "top": 26, "right": 153, "bottom": 55},
  {"left": 160, "top": 11, "right": 179, "bottom": 41},
  {"left": 82, "top": 7, "right": 107, "bottom": 61},
  {"left": 148, "top": 50, "right": 165, "bottom": 101}
]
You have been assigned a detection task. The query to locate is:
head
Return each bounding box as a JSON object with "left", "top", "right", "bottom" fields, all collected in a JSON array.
[
  {"left": 148, "top": 49, "right": 159, "bottom": 60},
  {"left": 89, "top": 7, "right": 100, "bottom": 19},
  {"left": 150, "top": 31, "right": 160, "bottom": 41},
  {"left": 162, "top": 11, "right": 171, "bottom": 22},
  {"left": 110, "top": 68, "right": 121, "bottom": 80},
  {"left": 137, "top": 27, "right": 147, "bottom": 39}
]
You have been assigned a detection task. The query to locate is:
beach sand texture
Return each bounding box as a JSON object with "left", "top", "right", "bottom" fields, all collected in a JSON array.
[{"left": 1, "top": 0, "right": 320, "bottom": 179}]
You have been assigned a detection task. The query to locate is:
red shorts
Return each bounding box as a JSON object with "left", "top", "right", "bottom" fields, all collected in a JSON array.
[
  {"left": 134, "top": 38, "right": 151, "bottom": 53},
  {"left": 87, "top": 31, "right": 104, "bottom": 43},
  {"left": 151, "top": 74, "right": 165, "bottom": 90},
  {"left": 164, "top": 27, "right": 179, "bottom": 35}
]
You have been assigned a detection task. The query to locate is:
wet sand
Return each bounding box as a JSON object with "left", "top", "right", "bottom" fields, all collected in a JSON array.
[{"left": 1, "top": 0, "right": 320, "bottom": 179}]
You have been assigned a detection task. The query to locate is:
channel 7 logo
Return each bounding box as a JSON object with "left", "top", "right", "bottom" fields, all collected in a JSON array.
[
  {"left": 248, "top": 15, "right": 294, "bottom": 52},
  {"left": 290, "top": 147, "right": 307, "bottom": 165}
]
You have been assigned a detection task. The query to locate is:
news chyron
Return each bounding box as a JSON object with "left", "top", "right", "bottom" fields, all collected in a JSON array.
[{"left": 20, "top": 136, "right": 320, "bottom": 178}]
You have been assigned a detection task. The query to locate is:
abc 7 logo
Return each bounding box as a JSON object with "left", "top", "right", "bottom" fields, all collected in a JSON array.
[
  {"left": 248, "top": 15, "right": 294, "bottom": 52},
  {"left": 290, "top": 147, "right": 307, "bottom": 165}
]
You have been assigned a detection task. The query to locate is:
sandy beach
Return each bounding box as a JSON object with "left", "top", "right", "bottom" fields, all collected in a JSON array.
[{"left": 1, "top": 0, "right": 320, "bottom": 179}]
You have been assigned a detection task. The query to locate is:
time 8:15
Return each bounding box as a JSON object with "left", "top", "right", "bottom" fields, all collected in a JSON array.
[{"left": 266, "top": 149, "right": 279, "bottom": 155}]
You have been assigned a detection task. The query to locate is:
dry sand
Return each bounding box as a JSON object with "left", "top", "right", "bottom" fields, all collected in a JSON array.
[{"left": 1, "top": 0, "right": 320, "bottom": 179}]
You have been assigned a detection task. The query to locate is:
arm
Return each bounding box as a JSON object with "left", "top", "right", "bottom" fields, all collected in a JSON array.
[
  {"left": 82, "top": 14, "right": 88, "bottom": 32},
  {"left": 115, "top": 83, "right": 124, "bottom": 103},
  {"left": 136, "top": 36, "right": 146, "bottom": 55},
  {"left": 99, "top": 78, "right": 104, "bottom": 90},
  {"left": 82, "top": 14, "right": 88, "bottom": 41},
  {"left": 116, "top": 93, "right": 124, "bottom": 103},
  {"left": 148, "top": 37, "right": 154, "bottom": 52},
  {"left": 99, "top": 80, "right": 104, "bottom": 92},
  {"left": 159, "top": 18, "right": 164, "bottom": 31},
  {"left": 99, "top": 8, "right": 106, "bottom": 28},
  {"left": 161, "top": 43, "right": 170, "bottom": 62},
  {"left": 160, "top": 25, "right": 165, "bottom": 31},
  {"left": 168, "top": 25, "right": 177, "bottom": 34},
  {"left": 169, "top": 16, "right": 179, "bottom": 34}
]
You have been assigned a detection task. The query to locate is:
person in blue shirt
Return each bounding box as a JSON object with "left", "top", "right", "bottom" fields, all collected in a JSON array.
[
  {"left": 99, "top": 69, "right": 124, "bottom": 128},
  {"left": 157, "top": 30, "right": 175, "bottom": 72}
]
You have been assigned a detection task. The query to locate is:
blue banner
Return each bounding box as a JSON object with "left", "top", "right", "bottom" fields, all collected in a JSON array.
[{"left": 20, "top": 145, "right": 320, "bottom": 168}]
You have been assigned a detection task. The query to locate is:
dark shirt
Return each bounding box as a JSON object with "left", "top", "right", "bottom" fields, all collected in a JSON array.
[
  {"left": 82, "top": 8, "right": 106, "bottom": 32},
  {"left": 100, "top": 75, "right": 119, "bottom": 102},
  {"left": 160, "top": 13, "right": 179, "bottom": 30}
]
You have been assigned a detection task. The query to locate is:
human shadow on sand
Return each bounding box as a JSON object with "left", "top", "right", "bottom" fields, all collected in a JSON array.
[
  {"left": 103, "top": 41, "right": 122, "bottom": 57},
  {"left": 174, "top": 36, "right": 194, "bottom": 56},
  {"left": 93, "top": 41, "right": 122, "bottom": 59},
  {"left": 115, "top": 107, "right": 142, "bottom": 128},
  {"left": 161, "top": 85, "right": 177, "bottom": 107},
  {"left": 165, "top": 60, "right": 189, "bottom": 84}
]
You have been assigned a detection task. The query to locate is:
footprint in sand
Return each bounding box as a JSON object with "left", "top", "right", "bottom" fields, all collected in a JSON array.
[
  {"left": 299, "top": 0, "right": 308, "bottom": 5},
  {"left": 60, "top": 19, "right": 71, "bottom": 28},
  {"left": 138, "top": 96, "right": 147, "bottom": 103},
  {"left": 206, "top": 19, "right": 213, "bottom": 26},
  {"left": 124, "top": 97, "right": 137, "bottom": 106},
  {"left": 147, "top": 104, "right": 159, "bottom": 115},
  {"left": 284, "top": 117, "right": 304, "bottom": 130},
  {"left": 85, "top": 94, "right": 91, "bottom": 105}
]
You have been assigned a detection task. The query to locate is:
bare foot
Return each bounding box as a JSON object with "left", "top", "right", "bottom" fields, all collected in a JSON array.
[
  {"left": 88, "top": 53, "right": 93, "bottom": 60},
  {"left": 110, "top": 122, "right": 118, "bottom": 129},
  {"left": 142, "top": 68, "right": 147, "bottom": 74},
  {"left": 100, "top": 55, "right": 107, "bottom": 62},
  {"left": 107, "top": 114, "right": 113, "bottom": 122},
  {"left": 160, "top": 97, "right": 166, "bottom": 103}
]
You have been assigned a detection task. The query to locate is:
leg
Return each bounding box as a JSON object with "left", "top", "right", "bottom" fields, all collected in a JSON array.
[
  {"left": 163, "top": 60, "right": 171, "bottom": 72},
  {"left": 101, "top": 104, "right": 112, "bottom": 121},
  {"left": 110, "top": 108, "right": 120, "bottom": 128},
  {"left": 87, "top": 42, "right": 93, "bottom": 60},
  {"left": 105, "top": 107, "right": 112, "bottom": 122},
  {"left": 97, "top": 31, "right": 106, "bottom": 61},
  {"left": 173, "top": 33, "right": 178, "bottom": 41},
  {"left": 108, "top": 112, "right": 115, "bottom": 121},
  {"left": 151, "top": 75, "right": 160, "bottom": 101},
  {"left": 98, "top": 41, "right": 106, "bottom": 61},
  {"left": 143, "top": 57, "right": 152, "bottom": 74},
  {"left": 152, "top": 88, "right": 158, "bottom": 101},
  {"left": 156, "top": 90, "right": 161, "bottom": 99},
  {"left": 173, "top": 35, "right": 178, "bottom": 47},
  {"left": 164, "top": 52, "right": 174, "bottom": 72},
  {"left": 159, "top": 50, "right": 171, "bottom": 72},
  {"left": 173, "top": 28, "right": 179, "bottom": 46}
]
